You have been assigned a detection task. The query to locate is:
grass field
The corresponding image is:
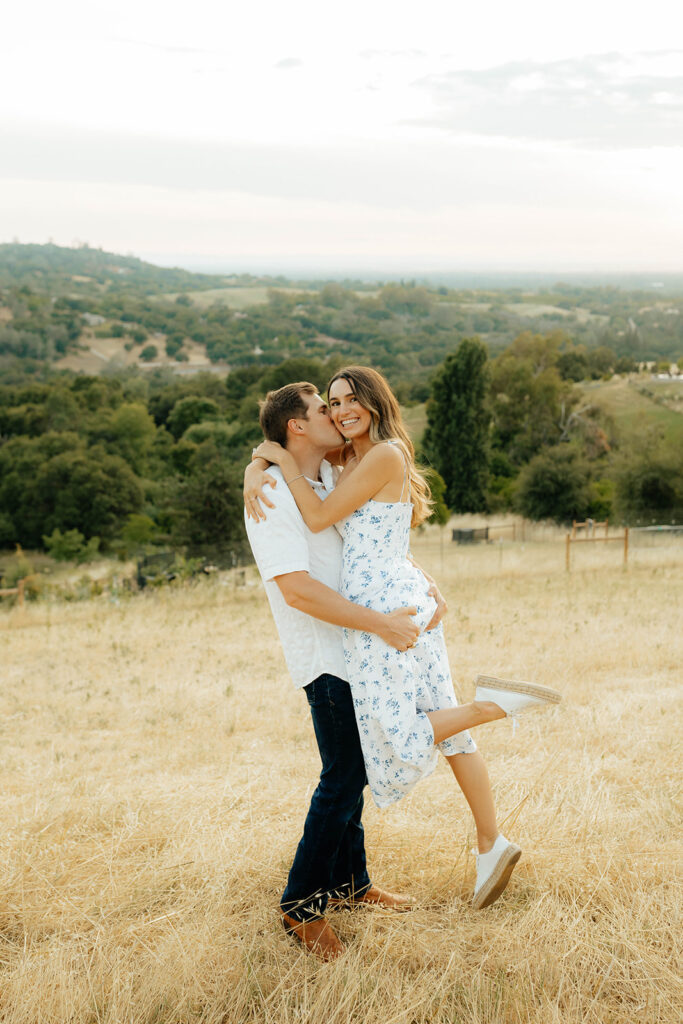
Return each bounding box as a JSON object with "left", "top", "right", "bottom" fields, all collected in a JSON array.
[
  {"left": 1, "top": 533, "right": 681, "bottom": 1023},
  {"left": 581, "top": 377, "right": 683, "bottom": 447},
  {"left": 163, "top": 288, "right": 317, "bottom": 310}
]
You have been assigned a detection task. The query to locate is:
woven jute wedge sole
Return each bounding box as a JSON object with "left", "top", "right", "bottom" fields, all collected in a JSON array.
[
  {"left": 472, "top": 843, "right": 522, "bottom": 910},
  {"left": 475, "top": 675, "right": 562, "bottom": 704}
]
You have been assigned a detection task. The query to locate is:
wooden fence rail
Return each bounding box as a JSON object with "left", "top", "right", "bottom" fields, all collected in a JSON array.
[
  {"left": 566, "top": 528, "right": 629, "bottom": 571},
  {"left": 572, "top": 519, "right": 609, "bottom": 538},
  {"left": 0, "top": 578, "right": 25, "bottom": 607}
]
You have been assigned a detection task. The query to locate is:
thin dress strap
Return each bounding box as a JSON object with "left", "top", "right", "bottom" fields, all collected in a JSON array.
[{"left": 387, "top": 440, "right": 410, "bottom": 503}]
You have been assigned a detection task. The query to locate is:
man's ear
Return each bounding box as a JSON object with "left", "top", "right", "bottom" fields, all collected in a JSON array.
[{"left": 287, "top": 417, "right": 306, "bottom": 435}]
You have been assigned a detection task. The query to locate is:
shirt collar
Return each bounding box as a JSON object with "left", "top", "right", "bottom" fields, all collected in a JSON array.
[{"left": 314, "top": 459, "right": 335, "bottom": 491}]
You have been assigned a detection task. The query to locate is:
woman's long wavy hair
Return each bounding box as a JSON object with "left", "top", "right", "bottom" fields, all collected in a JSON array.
[{"left": 326, "top": 365, "right": 433, "bottom": 527}]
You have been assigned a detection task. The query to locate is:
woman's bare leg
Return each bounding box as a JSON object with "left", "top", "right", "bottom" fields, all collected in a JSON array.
[
  {"left": 445, "top": 751, "right": 498, "bottom": 853},
  {"left": 426, "top": 700, "right": 505, "bottom": 745}
]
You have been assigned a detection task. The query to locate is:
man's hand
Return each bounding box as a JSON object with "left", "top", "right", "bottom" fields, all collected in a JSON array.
[
  {"left": 424, "top": 584, "right": 448, "bottom": 632},
  {"left": 377, "top": 607, "right": 420, "bottom": 651},
  {"left": 244, "top": 460, "right": 277, "bottom": 522}
]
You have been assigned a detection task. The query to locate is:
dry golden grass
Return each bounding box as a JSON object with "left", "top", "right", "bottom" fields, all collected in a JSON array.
[{"left": 1, "top": 535, "right": 681, "bottom": 1023}]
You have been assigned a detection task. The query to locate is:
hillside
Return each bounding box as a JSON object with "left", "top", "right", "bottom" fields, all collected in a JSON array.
[
  {"left": 0, "top": 242, "right": 236, "bottom": 296},
  {"left": 581, "top": 377, "right": 683, "bottom": 447},
  {"left": 1, "top": 243, "right": 682, "bottom": 382}
]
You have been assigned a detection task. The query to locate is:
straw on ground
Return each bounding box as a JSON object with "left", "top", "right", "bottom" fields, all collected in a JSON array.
[{"left": 1, "top": 534, "right": 681, "bottom": 1023}]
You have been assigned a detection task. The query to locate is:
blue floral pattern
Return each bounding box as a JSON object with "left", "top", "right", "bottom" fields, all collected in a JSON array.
[{"left": 340, "top": 485, "right": 476, "bottom": 809}]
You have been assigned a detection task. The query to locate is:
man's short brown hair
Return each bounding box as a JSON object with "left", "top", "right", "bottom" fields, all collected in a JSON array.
[{"left": 259, "top": 381, "right": 318, "bottom": 446}]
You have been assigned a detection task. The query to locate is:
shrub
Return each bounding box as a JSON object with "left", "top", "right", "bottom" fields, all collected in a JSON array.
[
  {"left": 43, "top": 527, "right": 100, "bottom": 562},
  {"left": 516, "top": 446, "right": 591, "bottom": 524},
  {"left": 2, "top": 545, "right": 33, "bottom": 587}
]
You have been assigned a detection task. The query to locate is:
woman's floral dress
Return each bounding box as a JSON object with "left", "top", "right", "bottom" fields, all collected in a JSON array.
[{"left": 339, "top": 460, "right": 476, "bottom": 808}]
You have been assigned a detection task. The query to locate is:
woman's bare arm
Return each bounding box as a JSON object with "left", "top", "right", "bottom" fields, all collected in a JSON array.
[
  {"left": 244, "top": 458, "right": 278, "bottom": 521},
  {"left": 252, "top": 440, "right": 404, "bottom": 532}
]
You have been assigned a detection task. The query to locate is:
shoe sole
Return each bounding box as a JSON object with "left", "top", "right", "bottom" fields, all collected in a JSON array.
[
  {"left": 475, "top": 675, "right": 562, "bottom": 704},
  {"left": 472, "top": 844, "right": 522, "bottom": 910}
]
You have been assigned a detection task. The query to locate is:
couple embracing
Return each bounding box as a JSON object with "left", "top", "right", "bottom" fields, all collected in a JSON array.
[{"left": 244, "top": 365, "right": 560, "bottom": 962}]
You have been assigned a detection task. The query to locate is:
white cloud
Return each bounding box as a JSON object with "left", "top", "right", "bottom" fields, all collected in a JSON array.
[
  {"left": 412, "top": 51, "right": 683, "bottom": 148},
  {"left": 1, "top": 2, "right": 682, "bottom": 268},
  {"left": 274, "top": 58, "right": 304, "bottom": 70}
]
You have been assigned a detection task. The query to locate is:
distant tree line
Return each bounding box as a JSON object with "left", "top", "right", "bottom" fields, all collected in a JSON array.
[
  {"left": 0, "top": 357, "right": 346, "bottom": 561},
  {"left": 1, "top": 335, "right": 682, "bottom": 572},
  {"left": 2, "top": 244, "right": 682, "bottom": 395},
  {"left": 422, "top": 333, "right": 683, "bottom": 526}
]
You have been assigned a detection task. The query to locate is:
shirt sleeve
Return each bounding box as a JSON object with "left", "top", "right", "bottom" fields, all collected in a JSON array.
[{"left": 244, "top": 481, "right": 310, "bottom": 582}]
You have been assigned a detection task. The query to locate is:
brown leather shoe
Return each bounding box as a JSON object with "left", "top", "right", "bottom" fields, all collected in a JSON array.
[
  {"left": 328, "top": 885, "right": 415, "bottom": 912},
  {"left": 281, "top": 913, "right": 345, "bottom": 961}
]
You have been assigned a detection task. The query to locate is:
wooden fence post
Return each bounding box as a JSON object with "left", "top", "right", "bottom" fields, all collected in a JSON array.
[
  {"left": 566, "top": 533, "right": 571, "bottom": 571},
  {"left": 17, "top": 578, "right": 25, "bottom": 608}
]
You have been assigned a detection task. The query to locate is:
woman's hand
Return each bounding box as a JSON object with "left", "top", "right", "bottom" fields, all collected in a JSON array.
[
  {"left": 424, "top": 583, "right": 448, "bottom": 631},
  {"left": 244, "top": 461, "right": 278, "bottom": 522},
  {"left": 253, "top": 440, "right": 287, "bottom": 466}
]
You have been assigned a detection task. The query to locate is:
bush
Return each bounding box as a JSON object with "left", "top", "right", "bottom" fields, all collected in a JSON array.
[
  {"left": 516, "top": 446, "right": 591, "bottom": 524},
  {"left": 614, "top": 443, "right": 683, "bottom": 523},
  {"left": 1, "top": 545, "right": 33, "bottom": 587},
  {"left": 140, "top": 345, "right": 158, "bottom": 362},
  {"left": 587, "top": 478, "right": 614, "bottom": 521},
  {"left": 120, "top": 513, "right": 158, "bottom": 548},
  {"left": 43, "top": 527, "right": 100, "bottom": 562}
]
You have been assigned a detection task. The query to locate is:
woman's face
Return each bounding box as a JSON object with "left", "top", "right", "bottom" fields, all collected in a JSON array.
[{"left": 328, "top": 378, "right": 372, "bottom": 440}]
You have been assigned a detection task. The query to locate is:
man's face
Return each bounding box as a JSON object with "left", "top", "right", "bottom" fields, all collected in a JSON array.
[{"left": 297, "top": 392, "right": 343, "bottom": 449}]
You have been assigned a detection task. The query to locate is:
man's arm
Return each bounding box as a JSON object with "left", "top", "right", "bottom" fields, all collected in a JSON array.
[{"left": 275, "top": 571, "right": 419, "bottom": 652}]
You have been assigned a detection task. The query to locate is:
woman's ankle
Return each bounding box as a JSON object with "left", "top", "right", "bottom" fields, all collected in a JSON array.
[
  {"left": 477, "top": 830, "right": 499, "bottom": 854},
  {"left": 472, "top": 700, "right": 506, "bottom": 723}
]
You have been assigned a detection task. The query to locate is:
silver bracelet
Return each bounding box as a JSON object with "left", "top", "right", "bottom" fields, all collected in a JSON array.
[{"left": 285, "top": 473, "right": 305, "bottom": 485}]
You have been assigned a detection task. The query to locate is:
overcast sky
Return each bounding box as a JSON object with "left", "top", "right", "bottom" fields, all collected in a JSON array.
[{"left": 2, "top": 1, "right": 682, "bottom": 273}]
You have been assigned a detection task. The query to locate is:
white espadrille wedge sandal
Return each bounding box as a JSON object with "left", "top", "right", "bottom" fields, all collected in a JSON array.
[
  {"left": 475, "top": 675, "right": 562, "bottom": 723},
  {"left": 472, "top": 834, "right": 522, "bottom": 909}
]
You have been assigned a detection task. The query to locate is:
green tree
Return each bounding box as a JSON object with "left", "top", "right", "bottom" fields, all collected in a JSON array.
[
  {"left": 120, "top": 513, "right": 158, "bottom": 548},
  {"left": 489, "top": 332, "right": 573, "bottom": 465},
  {"left": 613, "top": 441, "right": 683, "bottom": 524},
  {"left": 425, "top": 469, "right": 450, "bottom": 525},
  {"left": 106, "top": 403, "right": 156, "bottom": 474},
  {"left": 422, "top": 338, "right": 490, "bottom": 512},
  {"left": 39, "top": 449, "right": 144, "bottom": 544},
  {"left": 167, "top": 396, "right": 220, "bottom": 439},
  {"left": 515, "top": 446, "right": 590, "bottom": 523},
  {"left": 174, "top": 455, "right": 245, "bottom": 551},
  {"left": 43, "top": 527, "right": 100, "bottom": 562}
]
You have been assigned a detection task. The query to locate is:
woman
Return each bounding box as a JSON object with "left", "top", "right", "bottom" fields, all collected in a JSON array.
[{"left": 247, "top": 366, "right": 560, "bottom": 908}]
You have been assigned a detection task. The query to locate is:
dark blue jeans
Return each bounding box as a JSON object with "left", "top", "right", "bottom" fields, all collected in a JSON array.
[{"left": 281, "top": 674, "right": 371, "bottom": 922}]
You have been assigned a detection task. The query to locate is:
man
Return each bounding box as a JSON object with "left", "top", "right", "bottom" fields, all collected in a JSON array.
[{"left": 244, "top": 382, "right": 444, "bottom": 962}]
